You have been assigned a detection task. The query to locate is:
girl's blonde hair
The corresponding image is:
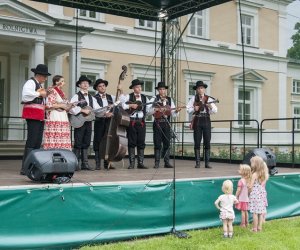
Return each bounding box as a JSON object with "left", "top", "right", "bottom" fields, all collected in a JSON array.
[
  {"left": 239, "top": 164, "right": 252, "bottom": 185},
  {"left": 250, "top": 156, "right": 269, "bottom": 183},
  {"left": 222, "top": 180, "right": 233, "bottom": 194}
]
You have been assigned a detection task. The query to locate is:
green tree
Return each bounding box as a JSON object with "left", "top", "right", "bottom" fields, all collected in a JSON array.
[{"left": 287, "top": 22, "right": 300, "bottom": 59}]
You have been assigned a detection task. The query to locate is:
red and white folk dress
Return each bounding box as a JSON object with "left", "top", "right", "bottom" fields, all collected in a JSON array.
[{"left": 43, "top": 87, "right": 72, "bottom": 150}]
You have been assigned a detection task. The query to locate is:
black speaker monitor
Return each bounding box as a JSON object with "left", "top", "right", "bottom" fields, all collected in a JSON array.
[
  {"left": 24, "top": 149, "right": 78, "bottom": 183},
  {"left": 243, "top": 148, "right": 278, "bottom": 175}
]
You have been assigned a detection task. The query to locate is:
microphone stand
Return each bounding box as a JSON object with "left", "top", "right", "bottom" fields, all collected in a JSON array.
[{"left": 160, "top": 114, "right": 190, "bottom": 239}]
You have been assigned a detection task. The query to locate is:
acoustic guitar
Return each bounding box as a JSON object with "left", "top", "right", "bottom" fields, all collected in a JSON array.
[{"left": 68, "top": 106, "right": 95, "bottom": 128}]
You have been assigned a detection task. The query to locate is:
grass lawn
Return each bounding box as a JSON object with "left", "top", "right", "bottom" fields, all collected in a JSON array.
[{"left": 81, "top": 217, "right": 300, "bottom": 250}]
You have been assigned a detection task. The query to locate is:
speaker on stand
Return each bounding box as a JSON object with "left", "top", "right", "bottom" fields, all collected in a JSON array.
[
  {"left": 242, "top": 148, "right": 278, "bottom": 176},
  {"left": 24, "top": 149, "right": 78, "bottom": 183}
]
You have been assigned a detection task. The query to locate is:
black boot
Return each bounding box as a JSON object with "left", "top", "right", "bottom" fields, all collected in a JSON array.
[
  {"left": 94, "top": 151, "right": 101, "bottom": 170},
  {"left": 128, "top": 147, "right": 135, "bottom": 169},
  {"left": 81, "top": 149, "right": 94, "bottom": 170},
  {"left": 154, "top": 149, "right": 160, "bottom": 168},
  {"left": 137, "top": 149, "right": 148, "bottom": 169},
  {"left": 164, "top": 149, "right": 173, "bottom": 168},
  {"left": 205, "top": 149, "right": 212, "bottom": 169},
  {"left": 195, "top": 149, "right": 201, "bottom": 168},
  {"left": 73, "top": 148, "right": 81, "bottom": 171},
  {"left": 20, "top": 147, "right": 34, "bottom": 175}
]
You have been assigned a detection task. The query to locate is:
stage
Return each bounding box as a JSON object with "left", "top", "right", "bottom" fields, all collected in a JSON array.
[
  {"left": 0, "top": 158, "right": 300, "bottom": 250},
  {"left": 0, "top": 158, "right": 298, "bottom": 187}
]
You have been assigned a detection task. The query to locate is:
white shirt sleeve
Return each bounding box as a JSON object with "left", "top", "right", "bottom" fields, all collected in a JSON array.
[
  {"left": 147, "top": 96, "right": 156, "bottom": 116},
  {"left": 170, "top": 98, "right": 179, "bottom": 117},
  {"left": 69, "top": 94, "right": 81, "bottom": 115},
  {"left": 22, "top": 79, "right": 40, "bottom": 103},
  {"left": 208, "top": 96, "right": 218, "bottom": 115},
  {"left": 122, "top": 94, "right": 130, "bottom": 110},
  {"left": 187, "top": 96, "right": 195, "bottom": 114}
]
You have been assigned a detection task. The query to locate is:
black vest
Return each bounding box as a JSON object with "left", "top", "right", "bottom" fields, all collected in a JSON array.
[
  {"left": 30, "top": 77, "right": 44, "bottom": 104},
  {"left": 155, "top": 95, "right": 172, "bottom": 119},
  {"left": 77, "top": 91, "right": 94, "bottom": 108},
  {"left": 94, "top": 93, "right": 113, "bottom": 107},
  {"left": 129, "top": 92, "right": 147, "bottom": 116}
]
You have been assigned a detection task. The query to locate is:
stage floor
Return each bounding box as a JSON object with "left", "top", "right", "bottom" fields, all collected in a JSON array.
[{"left": 0, "top": 158, "right": 298, "bottom": 187}]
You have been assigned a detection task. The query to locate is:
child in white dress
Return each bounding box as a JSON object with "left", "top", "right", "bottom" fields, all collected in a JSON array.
[{"left": 215, "top": 180, "right": 239, "bottom": 238}]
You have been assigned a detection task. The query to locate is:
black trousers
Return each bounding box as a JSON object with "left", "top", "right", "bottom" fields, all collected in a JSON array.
[
  {"left": 127, "top": 120, "right": 146, "bottom": 149},
  {"left": 153, "top": 121, "right": 170, "bottom": 154},
  {"left": 25, "top": 119, "right": 44, "bottom": 149},
  {"left": 193, "top": 116, "right": 211, "bottom": 150},
  {"left": 93, "top": 118, "right": 110, "bottom": 151},
  {"left": 74, "top": 121, "right": 92, "bottom": 149}
]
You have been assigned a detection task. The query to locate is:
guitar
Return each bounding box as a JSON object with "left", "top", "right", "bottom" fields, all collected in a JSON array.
[
  {"left": 68, "top": 106, "right": 95, "bottom": 128},
  {"left": 69, "top": 101, "right": 121, "bottom": 128},
  {"left": 125, "top": 101, "right": 156, "bottom": 115},
  {"left": 153, "top": 105, "right": 186, "bottom": 119}
]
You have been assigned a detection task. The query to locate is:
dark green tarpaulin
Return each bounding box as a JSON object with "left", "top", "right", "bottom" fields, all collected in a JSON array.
[{"left": 0, "top": 174, "right": 299, "bottom": 249}]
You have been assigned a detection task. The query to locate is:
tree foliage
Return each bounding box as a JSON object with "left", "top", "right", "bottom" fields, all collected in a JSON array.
[{"left": 287, "top": 22, "right": 300, "bottom": 59}]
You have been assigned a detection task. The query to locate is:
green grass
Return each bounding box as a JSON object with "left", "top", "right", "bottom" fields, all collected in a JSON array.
[{"left": 81, "top": 217, "right": 300, "bottom": 250}]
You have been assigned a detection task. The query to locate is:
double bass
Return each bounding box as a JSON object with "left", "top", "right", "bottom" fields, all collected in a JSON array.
[{"left": 99, "top": 66, "right": 130, "bottom": 167}]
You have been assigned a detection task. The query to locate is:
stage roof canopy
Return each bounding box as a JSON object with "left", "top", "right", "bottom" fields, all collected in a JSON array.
[{"left": 31, "top": 0, "right": 232, "bottom": 21}]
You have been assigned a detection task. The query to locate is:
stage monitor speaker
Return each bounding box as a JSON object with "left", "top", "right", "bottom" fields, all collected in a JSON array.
[
  {"left": 242, "top": 148, "right": 278, "bottom": 175},
  {"left": 24, "top": 149, "right": 78, "bottom": 183}
]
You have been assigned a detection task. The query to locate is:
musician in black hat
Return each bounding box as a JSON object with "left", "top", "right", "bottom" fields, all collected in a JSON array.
[
  {"left": 148, "top": 82, "right": 182, "bottom": 168},
  {"left": 20, "top": 64, "right": 50, "bottom": 175},
  {"left": 187, "top": 80, "right": 218, "bottom": 169},
  {"left": 69, "top": 75, "right": 101, "bottom": 171},
  {"left": 122, "top": 79, "right": 150, "bottom": 169},
  {"left": 93, "top": 79, "right": 115, "bottom": 170}
]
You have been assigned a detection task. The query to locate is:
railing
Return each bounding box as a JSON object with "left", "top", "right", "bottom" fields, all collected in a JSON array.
[{"left": 0, "top": 116, "right": 299, "bottom": 166}]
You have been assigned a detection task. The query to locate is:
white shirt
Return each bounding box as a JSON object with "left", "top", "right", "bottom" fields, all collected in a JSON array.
[
  {"left": 122, "top": 93, "right": 150, "bottom": 119},
  {"left": 187, "top": 95, "right": 218, "bottom": 115},
  {"left": 69, "top": 91, "right": 101, "bottom": 115},
  {"left": 96, "top": 93, "right": 116, "bottom": 107},
  {"left": 22, "top": 78, "right": 43, "bottom": 103}
]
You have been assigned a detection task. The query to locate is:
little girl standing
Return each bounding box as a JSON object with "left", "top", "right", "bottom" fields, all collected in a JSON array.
[
  {"left": 235, "top": 164, "right": 252, "bottom": 227},
  {"left": 215, "top": 180, "right": 239, "bottom": 238},
  {"left": 249, "top": 156, "right": 269, "bottom": 232}
]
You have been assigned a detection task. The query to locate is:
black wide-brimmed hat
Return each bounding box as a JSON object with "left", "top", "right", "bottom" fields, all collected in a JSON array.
[
  {"left": 31, "top": 64, "right": 51, "bottom": 76},
  {"left": 76, "top": 75, "right": 92, "bottom": 87},
  {"left": 155, "top": 81, "right": 168, "bottom": 90},
  {"left": 129, "top": 79, "right": 144, "bottom": 89},
  {"left": 193, "top": 80, "right": 208, "bottom": 90},
  {"left": 93, "top": 79, "right": 108, "bottom": 90}
]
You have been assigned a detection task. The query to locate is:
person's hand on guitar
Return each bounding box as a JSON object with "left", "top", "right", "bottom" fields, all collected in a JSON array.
[
  {"left": 129, "top": 103, "right": 139, "bottom": 110},
  {"left": 105, "top": 112, "right": 113, "bottom": 118},
  {"left": 81, "top": 108, "right": 91, "bottom": 115}
]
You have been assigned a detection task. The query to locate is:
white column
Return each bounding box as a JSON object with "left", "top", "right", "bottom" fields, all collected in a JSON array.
[
  {"left": 278, "top": 8, "right": 288, "bottom": 58},
  {"left": 34, "top": 39, "right": 45, "bottom": 65},
  {"left": 47, "top": 56, "right": 57, "bottom": 78},
  {"left": 69, "top": 46, "right": 81, "bottom": 96},
  {"left": 8, "top": 53, "right": 23, "bottom": 140}
]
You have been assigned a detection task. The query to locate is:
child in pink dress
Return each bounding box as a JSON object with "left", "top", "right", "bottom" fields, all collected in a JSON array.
[
  {"left": 235, "top": 164, "right": 252, "bottom": 227},
  {"left": 249, "top": 156, "right": 269, "bottom": 232},
  {"left": 215, "top": 180, "right": 239, "bottom": 238}
]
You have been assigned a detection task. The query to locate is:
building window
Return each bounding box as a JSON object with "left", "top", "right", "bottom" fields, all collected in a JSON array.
[
  {"left": 190, "top": 11, "right": 204, "bottom": 37},
  {"left": 241, "top": 14, "right": 254, "bottom": 46},
  {"left": 138, "top": 20, "right": 154, "bottom": 29},
  {"left": 292, "top": 80, "right": 300, "bottom": 94},
  {"left": 238, "top": 89, "right": 252, "bottom": 126},
  {"left": 79, "top": 9, "right": 97, "bottom": 19},
  {"left": 294, "top": 107, "right": 300, "bottom": 130}
]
